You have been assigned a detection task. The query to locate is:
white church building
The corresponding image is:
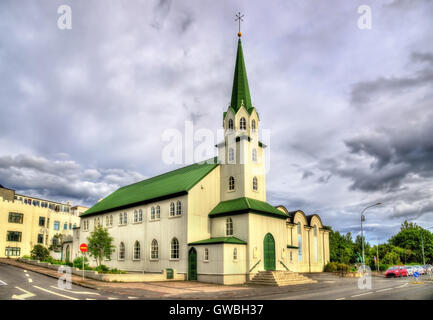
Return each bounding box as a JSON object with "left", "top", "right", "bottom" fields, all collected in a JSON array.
[{"left": 70, "top": 33, "right": 330, "bottom": 285}]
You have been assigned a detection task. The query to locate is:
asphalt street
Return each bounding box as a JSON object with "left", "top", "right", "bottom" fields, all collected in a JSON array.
[{"left": 0, "top": 263, "right": 137, "bottom": 300}]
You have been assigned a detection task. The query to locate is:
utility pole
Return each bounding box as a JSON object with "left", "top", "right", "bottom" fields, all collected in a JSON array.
[{"left": 361, "top": 202, "right": 381, "bottom": 272}]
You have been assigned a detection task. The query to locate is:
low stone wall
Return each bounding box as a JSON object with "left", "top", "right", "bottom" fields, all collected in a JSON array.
[{"left": 18, "top": 258, "right": 186, "bottom": 282}]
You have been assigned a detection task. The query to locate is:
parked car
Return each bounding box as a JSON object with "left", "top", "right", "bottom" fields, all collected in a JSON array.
[
  {"left": 385, "top": 266, "right": 408, "bottom": 277},
  {"left": 405, "top": 266, "right": 415, "bottom": 276}
]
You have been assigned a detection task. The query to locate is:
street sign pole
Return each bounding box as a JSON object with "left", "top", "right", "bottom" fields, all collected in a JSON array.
[
  {"left": 79, "top": 243, "right": 88, "bottom": 281},
  {"left": 82, "top": 251, "right": 84, "bottom": 280}
]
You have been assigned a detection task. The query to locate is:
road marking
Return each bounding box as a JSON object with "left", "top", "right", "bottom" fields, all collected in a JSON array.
[
  {"left": 108, "top": 297, "right": 119, "bottom": 300},
  {"left": 376, "top": 287, "right": 392, "bottom": 293},
  {"left": 335, "top": 297, "right": 346, "bottom": 300},
  {"left": 25, "top": 274, "right": 30, "bottom": 277},
  {"left": 396, "top": 283, "right": 408, "bottom": 288},
  {"left": 33, "top": 285, "right": 79, "bottom": 300},
  {"left": 0, "top": 280, "right": 7, "bottom": 286},
  {"left": 50, "top": 285, "right": 100, "bottom": 296},
  {"left": 351, "top": 292, "right": 373, "bottom": 298},
  {"left": 12, "top": 287, "right": 35, "bottom": 300},
  {"left": 128, "top": 296, "right": 138, "bottom": 299},
  {"left": 86, "top": 298, "right": 97, "bottom": 300},
  {"left": 24, "top": 270, "right": 27, "bottom": 273},
  {"left": 28, "top": 278, "right": 33, "bottom": 283}
]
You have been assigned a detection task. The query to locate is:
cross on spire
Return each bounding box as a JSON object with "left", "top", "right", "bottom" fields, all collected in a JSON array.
[{"left": 235, "top": 12, "right": 244, "bottom": 37}]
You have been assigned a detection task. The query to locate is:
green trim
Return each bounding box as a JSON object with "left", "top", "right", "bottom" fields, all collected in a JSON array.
[
  {"left": 188, "top": 236, "right": 247, "bottom": 245},
  {"left": 209, "top": 197, "right": 288, "bottom": 220},
  {"left": 287, "top": 245, "right": 299, "bottom": 249}
]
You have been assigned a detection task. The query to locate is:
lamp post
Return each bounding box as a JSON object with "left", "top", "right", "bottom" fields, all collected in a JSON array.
[
  {"left": 420, "top": 226, "right": 433, "bottom": 266},
  {"left": 361, "top": 202, "right": 381, "bottom": 272}
]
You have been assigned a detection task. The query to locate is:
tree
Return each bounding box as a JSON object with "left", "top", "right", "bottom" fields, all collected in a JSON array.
[
  {"left": 87, "top": 226, "right": 114, "bottom": 267},
  {"left": 31, "top": 244, "right": 50, "bottom": 261}
]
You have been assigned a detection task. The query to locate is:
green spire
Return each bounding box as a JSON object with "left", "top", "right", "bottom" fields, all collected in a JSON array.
[{"left": 230, "top": 39, "right": 252, "bottom": 113}]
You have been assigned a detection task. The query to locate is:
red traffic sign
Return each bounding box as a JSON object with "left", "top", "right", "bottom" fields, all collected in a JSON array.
[{"left": 80, "top": 243, "right": 88, "bottom": 253}]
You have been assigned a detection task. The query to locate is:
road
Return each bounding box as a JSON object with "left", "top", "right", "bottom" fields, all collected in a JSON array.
[
  {"left": 245, "top": 273, "right": 433, "bottom": 300},
  {"left": 0, "top": 263, "right": 137, "bottom": 300}
]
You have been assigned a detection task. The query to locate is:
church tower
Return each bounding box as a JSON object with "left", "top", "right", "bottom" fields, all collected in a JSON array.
[{"left": 217, "top": 34, "right": 267, "bottom": 202}]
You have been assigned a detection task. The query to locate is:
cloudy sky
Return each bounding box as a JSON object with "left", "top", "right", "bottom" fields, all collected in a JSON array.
[{"left": 1, "top": 0, "right": 432, "bottom": 243}]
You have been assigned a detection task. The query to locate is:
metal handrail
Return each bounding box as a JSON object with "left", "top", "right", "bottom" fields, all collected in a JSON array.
[
  {"left": 249, "top": 259, "right": 261, "bottom": 273},
  {"left": 279, "top": 260, "right": 289, "bottom": 271}
]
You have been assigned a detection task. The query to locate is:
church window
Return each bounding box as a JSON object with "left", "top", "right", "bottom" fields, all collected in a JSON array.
[
  {"left": 226, "top": 218, "right": 233, "bottom": 236},
  {"left": 133, "top": 241, "right": 141, "bottom": 260},
  {"left": 139, "top": 209, "right": 143, "bottom": 222},
  {"left": 233, "top": 248, "right": 238, "bottom": 260},
  {"left": 251, "top": 119, "right": 256, "bottom": 131},
  {"left": 176, "top": 201, "right": 182, "bottom": 216},
  {"left": 252, "top": 148, "right": 257, "bottom": 162},
  {"left": 253, "top": 177, "right": 258, "bottom": 191},
  {"left": 119, "top": 242, "right": 125, "bottom": 260},
  {"left": 204, "top": 248, "right": 209, "bottom": 261},
  {"left": 151, "top": 239, "right": 159, "bottom": 259},
  {"left": 170, "top": 202, "right": 175, "bottom": 217},
  {"left": 109, "top": 215, "right": 113, "bottom": 226},
  {"left": 229, "top": 176, "right": 235, "bottom": 191},
  {"left": 297, "top": 222, "right": 302, "bottom": 262},
  {"left": 151, "top": 206, "right": 155, "bottom": 220},
  {"left": 229, "top": 148, "right": 235, "bottom": 162},
  {"left": 156, "top": 205, "right": 160, "bottom": 219},
  {"left": 123, "top": 212, "right": 128, "bottom": 225},
  {"left": 119, "top": 213, "right": 123, "bottom": 225},
  {"left": 134, "top": 210, "right": 138, "bottom": 223},
  {"left": 106, "top": 216, "right": 109, "bottom": 227},
  {"left": 228, "top": 119, "right": 234, "bottom": 130},
  {"left": 240, "top": 117, "right": 246, "bottom": 130},
  {"left": 171, "top": 238, "right": 179, "bottom": 259}
]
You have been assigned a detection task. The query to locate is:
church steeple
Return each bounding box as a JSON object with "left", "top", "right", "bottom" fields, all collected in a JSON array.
[{"left": 230, "top": 38, "right": 253, "bottom": 113}]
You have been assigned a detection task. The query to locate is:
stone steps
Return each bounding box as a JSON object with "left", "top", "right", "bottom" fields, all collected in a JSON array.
[{"left": 249, "top": 270, "right": 317, "bottom": 286}]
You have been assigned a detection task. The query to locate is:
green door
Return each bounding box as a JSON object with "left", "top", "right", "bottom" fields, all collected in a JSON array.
[
  {"left": 188, "top": 247, "right": 197, "bottom": 280},
  {"left": 264, "top": 233, "right": 276, "bottom": 271},
  {"left": 65, "top": 245, "right": 70, "bottom": 263}
]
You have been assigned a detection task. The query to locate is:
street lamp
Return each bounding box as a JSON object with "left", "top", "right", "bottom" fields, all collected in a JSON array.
[
  {"left": 420, "top": 226, "right": 433, "bottom": 266},
  {"left": 361, "top": 202, "right": 382, "bottom": 272}
]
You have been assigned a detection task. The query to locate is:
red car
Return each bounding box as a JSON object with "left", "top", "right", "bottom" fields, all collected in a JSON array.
[{"left": 385, "top": 266, "right": 408, "bottom": 277}]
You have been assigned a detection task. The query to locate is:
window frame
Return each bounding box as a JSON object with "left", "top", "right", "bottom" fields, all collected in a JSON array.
[
  {"left": 133, "top": 241, "right": 141, "bottom": 260},
  {"left": 253, "top": 176, "right": 258, "bottom": 191},
  {"left": 226, "top": 218, "right": 233, "bottom": 236},
  {"left": 151, "top": 239, "right": 159, "bottom": 260},
  {"left": 118, "top": 242, "right": 125, "bottom": 260},
  {"left": 8, "top": 212, "right": 23, "bottom": 224},
  {"left": 228, "top": 176, "right": 235, "bottom": 191},
  {"left": 240, "top": 117, "right": 246, "bottom": 130},
  {"left": 170, "top": 238, "right": 180, "bottom": 260}
]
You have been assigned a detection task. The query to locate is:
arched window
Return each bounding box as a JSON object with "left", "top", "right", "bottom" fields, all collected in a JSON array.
[
  {"left": 314, "top": 225, "right": 318, "bottom": 262},
  {"left": 176, "top": 201, "right": 182, "bottom": 215},
  {"left": 229, "top": 148, "right": 235, "bottom": 162},
  {"left": 228, "top": 119, "right": 234, "bottom": 130},
  {"left": 204, "top": 248, "right": 209, "bottom": 261},
  {"left": 109, "top": 215, "right": 113, "bottom": 226},
  {"left": 123, "top": 212, "right": 127, "bottom": 225},
  {"left": 226, "top": 218, "right": 233, "bottom": 236},
  {"left": 156, "top": 205, "right": 160, "bottom": 219},
  {"left": 252, "top": 148, "right": 257, "bottom": 162},
  {"left": 253, "top": 177, "right": 258, "bottom": 191},
  {"left": 133, "top": 241, "right": 141, "bottom": 260},
  {"left": 139, "top": 209, "right": 143, "bottom": 222},
  {"left": 63, "top": 223, "right": 68, "bottom": 230},
  {"left": 240, "top": 117, "right": 246, "bottom": 130},
  {"left": 106, "top": 216, "right": 109, "bottom": 226},
  {"left": 170, "top": 202, "right": 175, "bottom": 217},
  {"left": 151, "top": 206, "right": 155, "bottom": 220},
  {"left": 251, "top": 119, "right": 256, "bottom": 131},
  {"left": 151, "top": 239, "right": 159, "bottom": 259},
  {"left": 120, "top": 212, "right": 123, "bottom": 225},
  {"left": 233, "top": 248, "right": 238, "bottom": 260},
  {"left": 134, "top": 210, "right": 138, "bottom": 223},
  {"left": 297, "top": 222, "right": 302, "bottom": 262},
  {"left": 171, "top": 238, "right": 179, "bottom": 259},
  {"left": 119, "top": 242, "right": 125, "bottom": 260},
  {"left": 229, "top": 176, "right": 235, "bottom": 191}
]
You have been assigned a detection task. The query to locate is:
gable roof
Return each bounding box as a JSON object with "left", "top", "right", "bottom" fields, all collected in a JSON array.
[
  {"left": 209, "top": 197, "right": 288, "bottom": 220},
  {"left": 81, "top": 158, "right": 219, "bottom": 217},
  {"left": 188, "top": 236, "right": 247, "bottom": 245}
]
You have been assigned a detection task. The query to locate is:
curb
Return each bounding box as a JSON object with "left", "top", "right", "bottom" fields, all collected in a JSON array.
[{"left": 0, "top": 260, "right": 98, "bottom": 290}]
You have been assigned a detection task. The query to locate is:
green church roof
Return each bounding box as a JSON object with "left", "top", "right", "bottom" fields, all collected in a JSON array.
[
  {"left": 82, "top": 158, "right": 219, "bottom": 217},
  {"left": 209, "top": 197, "right": 288, "bottom": 220},
  {"left": 188, "top": 236, "right": 247, "bottom": 245},
  {"left": 230, "top": 39, "right": 253, "bottom": 113}
]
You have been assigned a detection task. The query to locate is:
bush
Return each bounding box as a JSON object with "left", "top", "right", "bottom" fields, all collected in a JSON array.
[
  {"left": 337, "top": 263, "right": 350, "bottom": 273},
  {"left": 95, "top": 264, "right": 109, "bottom": 273},
  {"left": 324, "top": 262, "right": 338, "bottom": 272},
  {"left": 379, "top": 264, "right": 390, "bottom": 271},
  {"left": 73, "top": 256, "right": 89, "bottom": 269},
  {"left": 31, "top": 245, "right": 50, "bottom": 261},
  {"left": 21, "top": 255, "right": 31, "bottom": 260}
]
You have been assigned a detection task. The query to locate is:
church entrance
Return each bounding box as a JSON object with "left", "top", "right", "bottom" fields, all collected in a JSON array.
[
  {"left": 188, "top": 247, "right": 197, "bottom": 280},
  {"left": 263, "top": 233, "right": 276, "bottom": 271}
]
